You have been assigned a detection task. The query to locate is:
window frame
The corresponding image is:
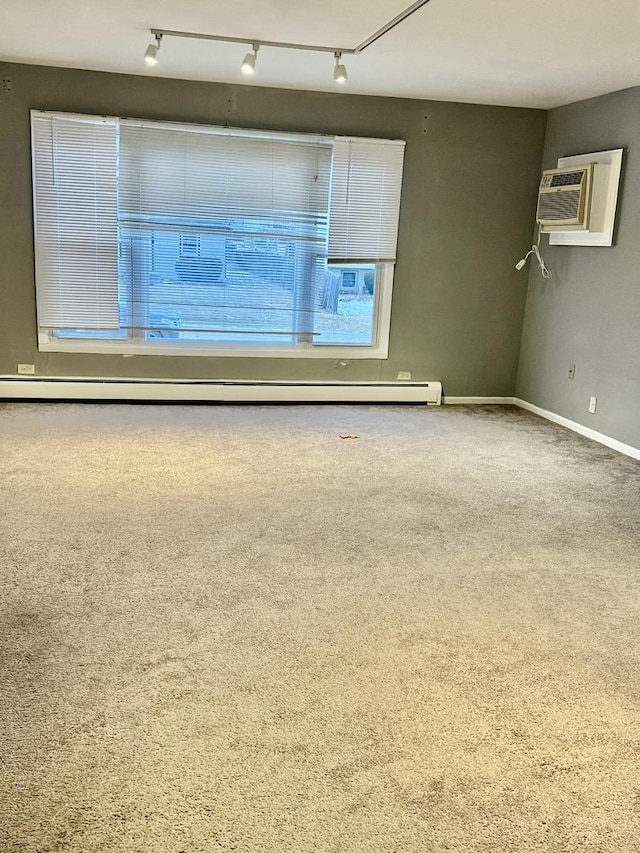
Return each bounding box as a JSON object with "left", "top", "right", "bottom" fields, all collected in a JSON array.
[{"left": 32, "top": 112, "right": 402, "bottom": 361}]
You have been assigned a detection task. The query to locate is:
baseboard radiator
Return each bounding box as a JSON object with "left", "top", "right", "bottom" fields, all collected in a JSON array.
[{"left": 0, "top": 377, "right": 443, "bottom": 405}]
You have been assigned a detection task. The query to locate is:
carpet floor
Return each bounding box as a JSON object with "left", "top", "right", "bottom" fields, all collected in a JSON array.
[{"left": 1, "top": 402, "right": 639, "bottom": 852}]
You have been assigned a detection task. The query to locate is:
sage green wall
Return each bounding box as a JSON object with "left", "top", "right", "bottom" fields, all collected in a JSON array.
[
  {"left": 0, "top": 62, "right": 545, "bottom": 395},
  {"left": 517, "top": 86, "right": 640, "bottom": 449}
]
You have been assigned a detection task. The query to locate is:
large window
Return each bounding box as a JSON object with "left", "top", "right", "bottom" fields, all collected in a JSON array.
[{"left": 31, "top": 112, "right": 405, "bottom": 358}]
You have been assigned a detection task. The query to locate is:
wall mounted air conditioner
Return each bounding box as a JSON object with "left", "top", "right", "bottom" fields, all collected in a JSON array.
[{"left": 536, "top": 164, "right": 593, "bottom": 232}]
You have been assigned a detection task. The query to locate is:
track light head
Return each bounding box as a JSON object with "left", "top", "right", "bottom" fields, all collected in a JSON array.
[
  {"left": 144, "top": 44, "right": 158, "bottom": 66},
  {"left": 144, "top": 34, "right": 162, "bottom": 66},
  {"left": 241, "top": 44, "right": 259, "bottom": 76},
  {"left": 333, "top": 53, "right": 348, "bottom": 85},
  {"left": 241, "top": 52, "right": 255, "bottom": 75}
]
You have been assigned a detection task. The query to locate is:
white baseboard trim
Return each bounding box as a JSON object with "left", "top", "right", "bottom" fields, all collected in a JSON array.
[
  {"left": 0, "top": 377, "right": 442, "bottom": 405},
  {"left": 514, "top": 398, "right": 640, "bottom": 461},
  {"left": 444, "top": 396, "right": 515, "bottom": 405},
  {"left": 2, "top": 377, "right": 635, "bottom": 457}
]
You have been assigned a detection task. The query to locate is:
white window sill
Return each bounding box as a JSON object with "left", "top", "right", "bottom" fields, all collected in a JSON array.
[{"left": 37, "top": 339, "right": 389, "bottom": 360}]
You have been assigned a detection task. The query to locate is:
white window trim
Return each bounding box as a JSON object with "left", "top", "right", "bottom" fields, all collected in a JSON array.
[{"left": 37, "top": 264, "right": 394, "bottom": 360}]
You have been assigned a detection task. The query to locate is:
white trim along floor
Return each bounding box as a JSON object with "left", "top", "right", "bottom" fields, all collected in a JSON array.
[{"left": 0, "top": 378, "right": 637, "bottom": 461}]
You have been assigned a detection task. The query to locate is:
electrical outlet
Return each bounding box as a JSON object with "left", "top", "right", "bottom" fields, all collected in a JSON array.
[
  {"left": 1, "top": 78, "right": 12, "bottom": 93},
  {"left": 588, "top": 396, "right": 597, "bottom": 414},
  {"left": 568, "top": 363, "right": 576, "bottom": 379},
  {"left": 397, "top": 370, "right": 412, "bottom": 381},
  {"left": 17, "top": 363, "right": 35, "bottom": 375}
]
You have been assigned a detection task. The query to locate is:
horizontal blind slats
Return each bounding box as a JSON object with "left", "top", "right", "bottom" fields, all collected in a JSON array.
[
  {"left": 31, "top": 113, "right": 120, "bottom": 330},
  {"left": 328, "top": 137, "right": 405, "bottom": 263},
  {"left": 119, "top": 126, "right": 332, "bottom": 221},
  {"left": 120, "top": 122, "right": 332, "bottom": 340}
]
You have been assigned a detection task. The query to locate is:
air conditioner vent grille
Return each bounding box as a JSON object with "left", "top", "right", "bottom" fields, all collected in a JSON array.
[
  {"left": 537, "top": 163, "right": 593, "bottom": 229},
  {"left": 550, "top": 171, "right": 584, "bottom": 187},
  {"left": 537, "top": 189, "right": 581, "bottom": 221}
]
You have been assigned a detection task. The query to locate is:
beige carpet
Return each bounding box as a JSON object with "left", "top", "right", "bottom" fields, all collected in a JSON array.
[{"left": 1, "top": 402, "right": 639, "bottom": 852}]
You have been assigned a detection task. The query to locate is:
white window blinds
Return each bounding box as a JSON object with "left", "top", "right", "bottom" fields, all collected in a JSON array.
[
  {"left": 31, "top": 112, "right": 119, "bottom": 330},
  {"left": 31, "top": 112, "right": 405, "bottom": 352},
  {"left": 328, "top": 137, "right": 405, "bottom": 264},
  {"left": 119, "top": 122, "right": 332, "bottom": 223},
  {"left": 118, "top": 122, "right": 333, "bottom": 340}
]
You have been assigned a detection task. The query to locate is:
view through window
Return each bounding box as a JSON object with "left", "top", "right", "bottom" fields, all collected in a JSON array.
[{"left": 117, "top": 224, "right": 378, "bottom": 346}]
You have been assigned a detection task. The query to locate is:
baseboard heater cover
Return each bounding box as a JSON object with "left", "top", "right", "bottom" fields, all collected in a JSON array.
[{"left": 0, "top": 377, "right": 442, "bottom": 405}]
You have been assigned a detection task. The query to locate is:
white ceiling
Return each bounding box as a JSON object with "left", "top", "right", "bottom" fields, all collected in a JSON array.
[{"left": 2, "top": 0, "right": 640, "bottom": 109}]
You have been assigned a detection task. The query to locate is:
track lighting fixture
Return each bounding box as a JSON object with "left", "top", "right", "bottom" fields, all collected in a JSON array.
[
  {"left": 333, "top": 53, "right": 348, "bottom": 85},
  {"left": 241, "top": 44, "right": 259, "bottom": 76},
  {"left": 144, "top": 1, "right": 435, "bottom": 83},
  {"left": 144, "top": 33, "right": 162, "bottom": 66}
]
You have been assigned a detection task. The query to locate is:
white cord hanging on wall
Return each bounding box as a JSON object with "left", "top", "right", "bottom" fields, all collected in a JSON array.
[{"left": 516, "top": 226, "right": 552, "bottom": 279}]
